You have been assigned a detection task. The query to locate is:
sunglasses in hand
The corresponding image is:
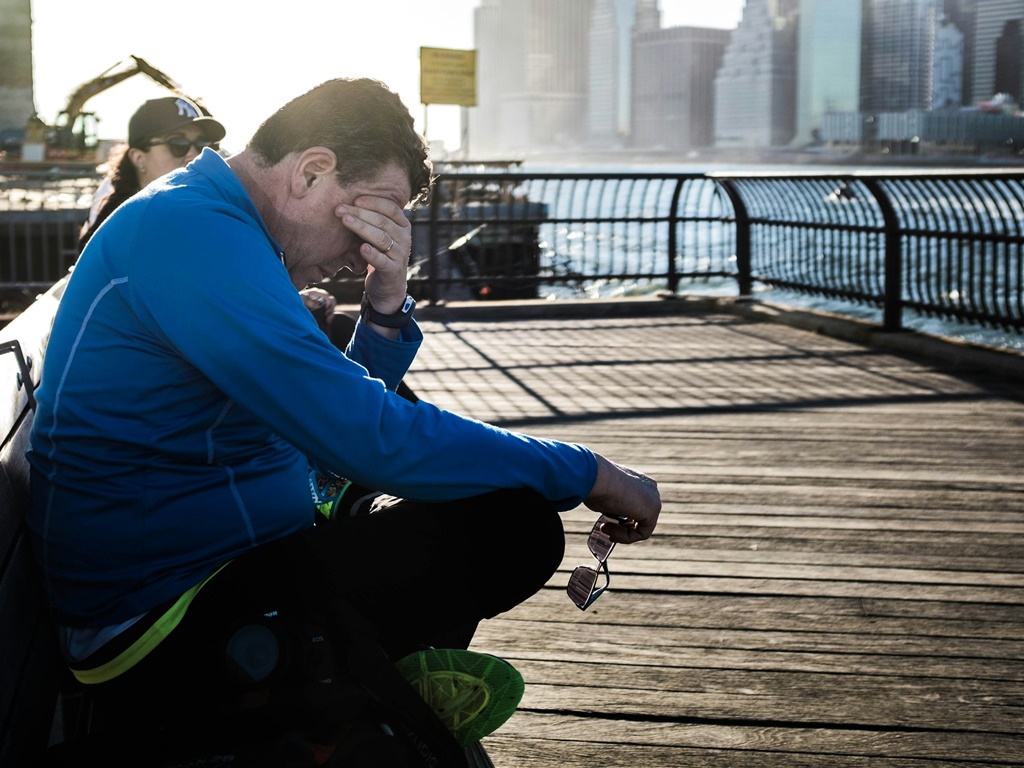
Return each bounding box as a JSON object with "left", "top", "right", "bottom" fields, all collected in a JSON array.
[{"left": 566, "top": 515, "right": 636, "bottom": 610}]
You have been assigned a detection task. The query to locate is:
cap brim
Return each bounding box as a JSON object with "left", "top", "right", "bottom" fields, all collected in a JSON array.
[
  {"left": 159, "top": 116, "right": 226, "bottom": 143},
  {"left": 191, "top": 117, "right": 226, "bottom": 143}
]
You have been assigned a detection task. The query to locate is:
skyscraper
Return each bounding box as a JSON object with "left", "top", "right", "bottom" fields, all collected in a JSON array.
[
  {"left": 0, "top": 0, "right": 35, "bottom": 138},
  {"left": 613, "top": 0, "right": 640, "bottom": 138},
  {"left": 634, "top": 0, "right": 661, "bottom": 33},
  {"left": 471, "top": 0, "right": 593, "bottom": 155},
  {"left": 972, "top": 0, "right": 1024, "bottom": 105},
  {"left": 587, "top": 0, "right": 645, "bottom": 146},
  {"left": 943, "top": 0, "right": 977, "bottom": 107},
  {"left": 588, "top": 0, "right": 620, "bottom": 145},
  {"left": 470, "top": 0, "right": 504, "bottom": 154},
  {"left": 932, "top": 13, "right": 965, "bottom": 108},
  {"left": 632, "top": 26, "right": 730, "bottom": 151},
  {"left": 863, "top": 0, "right": 941, "bottom": 112},
  {"left": 714, "top": 0, "right": 800, "bottom": 149},
  {"left": 795, "top": 0, "right": 864, "bottom": 146}
]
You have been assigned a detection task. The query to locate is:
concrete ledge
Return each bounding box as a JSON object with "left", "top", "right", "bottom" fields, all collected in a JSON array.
[
  {"left": 412, "top": 293, "right": 720, "bottom": 321},
  {"left": 716, "top": 297, "right": 1024, "bottom": 383}
]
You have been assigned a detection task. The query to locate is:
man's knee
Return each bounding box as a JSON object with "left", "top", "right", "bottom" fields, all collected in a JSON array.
[{"left": 487, "top": 488, "right": 565, "bottom": 593}]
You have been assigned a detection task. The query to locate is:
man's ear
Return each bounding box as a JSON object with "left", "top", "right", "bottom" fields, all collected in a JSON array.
[{"left": 291, "top": 147, "right": 338, "bottom": 197}]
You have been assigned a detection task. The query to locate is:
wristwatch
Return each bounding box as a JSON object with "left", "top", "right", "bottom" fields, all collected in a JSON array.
[{"left": 360, "top": 293, "right": 416, "bottom": 329}]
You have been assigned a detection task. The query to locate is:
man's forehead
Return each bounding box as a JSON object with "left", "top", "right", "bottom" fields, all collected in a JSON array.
[{"left": 349, "top": 165, "right": 413, "bottom": 207}]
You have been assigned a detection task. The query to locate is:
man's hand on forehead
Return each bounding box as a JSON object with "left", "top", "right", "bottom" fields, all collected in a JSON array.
[{"left": 337, "top": 195, "right": 413, "bottom": 315}]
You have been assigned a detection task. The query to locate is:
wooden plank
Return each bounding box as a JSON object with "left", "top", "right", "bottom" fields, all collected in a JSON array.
[
  {"left": 548, "top": 555, "right": 1024, "bottom": 587},
  {"left": 496, "top": 590, "right": 1024, "bottom": 638},
  {"left": 473, "top": 620, "right": 1024, "bottom": 680},
  {"left": 495, "top": 662, "right": 1023, "bottom": 731},
  {"left": 532, "top": 573, "right": 1022, "bottom": 603},
  {"left": 483, "top": 715, "right": 1024, "bottom": 767},
  {"left": 563, "top": 540, "right": 1024, "bottom": 573}
]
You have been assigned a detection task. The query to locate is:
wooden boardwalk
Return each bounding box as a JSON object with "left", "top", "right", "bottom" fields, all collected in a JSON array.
[{"left": 405, "top": 300, "right": 1024, "bottom": 768}]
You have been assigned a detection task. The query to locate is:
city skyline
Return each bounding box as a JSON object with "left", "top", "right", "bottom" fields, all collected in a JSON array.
[
  {"left": 13, "top": 0, "right": 1023, "bottom": 163},
  {"left": 460, "top": 0, "right": 1024, "bottom": 159},
  {"left": 25, "top": 0, "right": 745, "bottom": 154}
]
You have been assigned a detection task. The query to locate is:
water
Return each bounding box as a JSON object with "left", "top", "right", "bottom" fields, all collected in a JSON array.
[{"left": 514, "top": 159, "right": 1024, "bottom": 354}]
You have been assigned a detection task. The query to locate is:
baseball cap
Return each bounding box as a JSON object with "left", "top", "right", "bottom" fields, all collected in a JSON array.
[{"left": 128, "top": 96, "right": 226, "bottom": 148}]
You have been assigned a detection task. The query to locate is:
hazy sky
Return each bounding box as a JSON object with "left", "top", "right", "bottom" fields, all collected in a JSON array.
[{"left": 30, "top": 0, "right": 745, "bottom": 153}]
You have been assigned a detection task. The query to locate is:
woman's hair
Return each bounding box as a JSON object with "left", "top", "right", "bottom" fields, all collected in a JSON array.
[
  {"left": 248, "top": 78, "right": 433, "bottom": 206},
  {"left": 78, "top": 144, "right": 141, "bottom": 253}
]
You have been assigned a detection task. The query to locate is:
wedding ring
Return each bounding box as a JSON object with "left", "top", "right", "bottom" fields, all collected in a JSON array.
[{"left": 383, "top": 235, "right": 395, "bottom": 253}]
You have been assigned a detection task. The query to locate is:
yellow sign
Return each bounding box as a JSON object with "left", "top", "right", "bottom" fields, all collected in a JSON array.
[{"left": 420, "top": 47, "right": 477, "bottom": 107}]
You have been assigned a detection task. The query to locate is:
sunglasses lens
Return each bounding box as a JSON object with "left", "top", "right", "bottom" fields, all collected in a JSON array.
[
  {"left": 162, "top": 138, "right": 217, "bottom": 157},
  {"left": 165, "top": 137, "right": 192, "bottom": 157},
  {"left": 587, "top": 522, "right": 615, "bottom": 562},
  {"left": 567, "top": 566, "right": 599, "bottom": 610}
]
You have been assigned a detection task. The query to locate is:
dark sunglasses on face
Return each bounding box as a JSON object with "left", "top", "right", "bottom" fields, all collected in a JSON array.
[{"left": 145, "top": 136, "right": 219, "bottom": 158}]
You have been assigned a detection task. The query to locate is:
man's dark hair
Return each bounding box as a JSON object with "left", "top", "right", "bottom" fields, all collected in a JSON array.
[{"left": 249, "top": 78, "right": 433, "bottom": 205}]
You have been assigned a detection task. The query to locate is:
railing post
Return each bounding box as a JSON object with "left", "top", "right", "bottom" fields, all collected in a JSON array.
[
  {"left": 667, "top": 178, "right": 684, "bottom": 294},
  {"left": 862, "top": 178, "right": 903, "bottom": 332},
  {"left": 717, "top": 179, "right": 752, "bottom": 297},
  {"left": 427, "top": 179, "right": 443, "bottom": 305}
]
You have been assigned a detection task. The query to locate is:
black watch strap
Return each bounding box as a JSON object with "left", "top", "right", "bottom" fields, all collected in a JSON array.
[{"left": 360, "top": 294, "right": 416, "bottom": 329}]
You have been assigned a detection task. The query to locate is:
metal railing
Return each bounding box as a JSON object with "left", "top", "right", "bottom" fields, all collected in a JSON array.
[
  {"left": 0, "top": 169, "right": 101, "bottom": 292},
  {"left": 2, "top": 167, "right": 1022, "bottom": 336},
  {"left": 715, "top": 171, "right": 1024, "bottom": 333},
  {"left": 400, "top": 172, "right": 738, "bottom": 303},
  {"left": 397, "top": 168, "right": 1022, "bottom": 335}
]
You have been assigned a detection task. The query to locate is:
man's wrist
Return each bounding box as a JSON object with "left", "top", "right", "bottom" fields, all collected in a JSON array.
[{"left": 360, "top": 293, "right": 416, "bottom": 329}]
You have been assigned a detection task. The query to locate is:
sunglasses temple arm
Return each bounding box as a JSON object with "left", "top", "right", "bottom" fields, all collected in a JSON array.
[{"left": 586, "top": 559, "right": 612, "bottom": 609}]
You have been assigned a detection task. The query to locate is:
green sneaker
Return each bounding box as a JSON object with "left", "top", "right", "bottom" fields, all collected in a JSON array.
[{"left": 394, "top": 648, "right": 524, "bottom": 746}]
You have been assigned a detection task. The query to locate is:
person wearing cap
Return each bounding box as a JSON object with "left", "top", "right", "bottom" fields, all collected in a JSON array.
[{"left": 78, "top": 95, "right": 226, "bottom": 252}]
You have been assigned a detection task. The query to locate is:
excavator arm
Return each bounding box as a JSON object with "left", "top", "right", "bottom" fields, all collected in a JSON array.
[{"left": 53, "top": 55, "right": 204, "bottom": 152}]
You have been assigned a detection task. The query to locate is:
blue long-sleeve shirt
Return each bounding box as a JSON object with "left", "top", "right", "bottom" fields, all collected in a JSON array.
[{"left": 27, "top": 150, "right": 597, "bottom": 627}]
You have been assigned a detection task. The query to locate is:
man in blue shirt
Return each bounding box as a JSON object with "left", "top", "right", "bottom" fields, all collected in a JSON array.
[{"left": 28, "top": 78, "right": 660, "bottom": 757}]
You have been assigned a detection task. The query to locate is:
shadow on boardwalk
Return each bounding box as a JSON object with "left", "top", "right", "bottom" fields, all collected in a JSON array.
[{"left": 407, "top": 299, "right": 1024, "bottom": 768}]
